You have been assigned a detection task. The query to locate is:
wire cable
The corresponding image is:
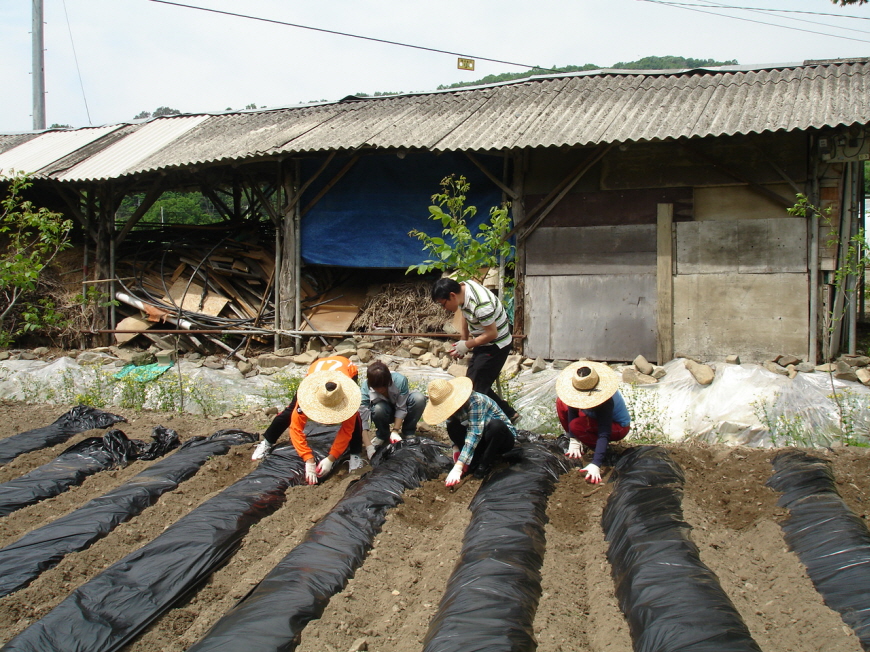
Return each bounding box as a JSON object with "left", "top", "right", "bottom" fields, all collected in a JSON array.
[
  {"left": 61, "top": 0, "right": 92, "bottom": 125},
  {"left": 657, "top": 1, "right": 870, "bottom": 21},
  {"left": 638, "top": 0, "right": 870, "bottom": 44},
  {"left": 688, "top": 0, "right": 870, "bottom": 35},
  {"left": 145, "top": 0, "right": 562, "bottom": 73}
]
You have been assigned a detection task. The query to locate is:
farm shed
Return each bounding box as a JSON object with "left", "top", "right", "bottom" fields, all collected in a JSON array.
[{"left": 0, "top": 57, "right": 868, "bottom": 363}]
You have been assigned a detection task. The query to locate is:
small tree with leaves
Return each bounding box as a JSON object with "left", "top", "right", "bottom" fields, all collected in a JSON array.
[
  {"left": 407, "top": 174, "right": 514, "bottom": 285},
  {"left": 0, "top": 173, "right": 73, "bottom": 344}
]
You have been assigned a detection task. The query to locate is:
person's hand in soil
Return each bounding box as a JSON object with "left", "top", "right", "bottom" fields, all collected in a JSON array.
[
  {"left": 566, "top": 438, "right": 583, "bottom": 459},
  {"left": 580, "top": 463, "right": 601, "bottom": 484},
  {"left": 445, "top": 461, "right": 467, "bottom": 487},
  {"left": 316, "top": 456, "right": 334, "bottom": 478},
  {"left": 305, "top": 460, "right": 318, "bottom": 485}
]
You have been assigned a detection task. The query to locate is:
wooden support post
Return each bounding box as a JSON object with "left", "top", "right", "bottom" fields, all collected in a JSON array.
[
  {"left": 512, "top": 150, "right": 527, "bottom": 346},
  {"left": 657, "top": 203, "right": 674, "bottom": 365},
  {"left": 465, "top": 151, "right": 518, "bottom": 200}
]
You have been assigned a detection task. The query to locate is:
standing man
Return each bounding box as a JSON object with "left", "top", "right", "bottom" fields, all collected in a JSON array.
[
  {"left": 430, "top": 277, "right": 519, "bottom": 424},
  {"left": 556, "top": 360, "right": 630, "bottom": 484},
  {"left": 423, "top": 377, "right": 517, "bottom": 487},
  {"left": 358, "top": 360, "right": 426, "bottom": 459}
]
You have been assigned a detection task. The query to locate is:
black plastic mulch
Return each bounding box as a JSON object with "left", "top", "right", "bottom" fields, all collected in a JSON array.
[
  {"left": 767, "top": 450, "right": 870, "bottom": 650},
  {"left": 422, "top": 441, "right": 570, "bottom": 652},
  {"left": 0, "top": 406, "right": 127, "bottom": 465},
  {"left": 0, "top": 429, "right": 254, "bottom": 598},
  {"left": 602, "top": 446, "right": 762, "bottom": 652},
  {"left": 0, "top": 427, "right": 178, "bottom": 518},
  {"left": 188, "top": 437, "right": 452, "bottom": 652},
  {"left": 0, "top": 438, "right": 314, "bottom": 652}
]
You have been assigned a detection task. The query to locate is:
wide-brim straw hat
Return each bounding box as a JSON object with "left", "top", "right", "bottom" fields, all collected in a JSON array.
[
  {"left": 297, "top": 369, "right": 361, "bottom": 424},
  {"left": 556, "top": 360, "right": 619, "bottom": 409},
  {"left": 423, "top": 376, "right": 473, "bottom": 425}
]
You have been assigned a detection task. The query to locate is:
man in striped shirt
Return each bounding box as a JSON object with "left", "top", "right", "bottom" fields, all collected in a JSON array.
[{"left": 431, "top": 277, "right": 519, "bottom": 423}]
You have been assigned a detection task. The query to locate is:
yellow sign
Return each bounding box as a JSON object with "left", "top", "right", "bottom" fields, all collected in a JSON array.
[{"left": 457, "top": 58, "right": 475, "bottom": 71}]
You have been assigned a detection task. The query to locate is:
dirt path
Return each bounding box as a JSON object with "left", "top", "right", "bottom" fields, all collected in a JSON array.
[{"left": 0, "top": 403, "right": 868, "bottom": 652}]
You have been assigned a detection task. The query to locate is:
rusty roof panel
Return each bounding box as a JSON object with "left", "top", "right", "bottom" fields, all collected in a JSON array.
[{"left": 0, "top": 126, "right": 121, "bottom": 177}]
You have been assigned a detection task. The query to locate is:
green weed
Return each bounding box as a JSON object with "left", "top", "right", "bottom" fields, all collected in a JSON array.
[{"left": 621, "top": 383, "right": 669, "bottom": 445}]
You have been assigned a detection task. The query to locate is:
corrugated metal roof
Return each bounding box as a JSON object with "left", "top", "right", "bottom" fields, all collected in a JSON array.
[
  {"left": 1, "top": 59, "right": 868, "bottom": 183},
  {"left": 55, "top": 115, "right": 209, "bottom": 181},
  {"left": 0, "top": 133, "right": 39, "bottom": 156},
  {"left": 0, "top": 126, "right": 120, "bottom": 177}
]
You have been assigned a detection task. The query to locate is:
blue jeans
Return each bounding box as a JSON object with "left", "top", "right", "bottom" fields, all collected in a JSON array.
[{"left": 371, "top": 391, "right": 426, "bottom": 441}]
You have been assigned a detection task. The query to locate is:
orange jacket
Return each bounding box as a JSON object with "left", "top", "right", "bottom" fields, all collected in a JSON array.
[{"left": 289, "top": 355, "right": 359, "bottom": 462}]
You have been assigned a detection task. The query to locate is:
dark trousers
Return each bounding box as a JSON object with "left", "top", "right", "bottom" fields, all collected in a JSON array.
[
  {"left": 466, "top": 342, "right": 516, "bottom": 418},
  {"left": 447, "top": 418, "right": 514, "bottom": 472},
  {"left": 263, "top": 395, "right": 362, "bottom": 456}
]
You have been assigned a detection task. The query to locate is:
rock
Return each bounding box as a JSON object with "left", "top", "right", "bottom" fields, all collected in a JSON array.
[
  {"left": 531, "top": 357, "right": 547, "bottom": 373},
  {"left": 244, "top": 369, "right": 259, "bottom": 379},
  {"left": 685, "top": 359, "right": 715, "bottom": 385},
  {"left": 394, "top": 348, "right": 411, "bottom": 358},
  {"left": 834, "top": 369, "right": 859, "bottom": 382},
  {"left": 633, "top": 354, "right": 654, "bottom": 376},
  {"left": 259, "top": 354, "right": 293, "bottom": 368},
  {"left": 651, "top": 365, "right": 667, "bottom": 379},
  {"left": 259, "top": 366, "right": 280, "bottom": 376},
  {"left": 237, "top": 361, "right": 254, "bottom": 375},
  {"left": 131, "top": 351, "right": 156, "bottom": 366},
  {"left": 521, "top": 357, "right": 534, "bottom": 367},
  {"left": 292, "top": 351, "right": 319, "bottom": 365},
  {"left": 0, "top": 352, "right": 9, "bottom": 361},
  {"left": 428, "top": 341, "right": 442, "bottom": 354},
  {"left": 335, "top": 339, "right": 357, "bottom": 353},
  {"left": 357, "top": 341, "right": 375, "bottom": 350},
  {"left": 795, "top": 362, "right": 815, "bottom": 373},
  {"left": 306, "top": 339, "right": 325, "bottom": 353},
  {"left": 186, "top": 352, "right": 202, "bottom": 361},
  {"left": 417, "top": 352, "right": 434, "bottom": 365},
  {"left": 19, "top": 352, "right": 37, "bottom": 360},
  {"left": 357, "top": 348, "right": 373, "bottom": 363},
  {"left": 264, "top": 406, "right": 279, "bottom": 416},
  {"left": 348, "top": 638, "right": 368, "bottom": 652},
  {"left": 763, "top": 361, "right": 789, "bottom": 376},
  {"left": 203, "top": 360, "right": 224, "bottom": 370},
  {"left": 156, "top": 350, "right": 175, "bottom": 366},
  {"left": 840, "top": 354, "right": 870, "bottom": 367},
  {"left": 777, "top": 354, "right": 801, "bottom": 367},
  {"left": 440, "top": 356, "right": 450, "bottom": 370},
  {"left": 815, "top": 363, "right": 836, "bottom": 373},
  {"left": 77, "top": 351, "right": 107, "bottom": 365},
  {"left": 409, "top": 346, "right": 427, "bottom": 357},
  {"left": 622, "top": 368, "right": 657, "bottom": 384},
  {"left": 836, "top": 360, "right": 854, "bottom": 374},
  {"left": 32, "top": 347, "right": 49, "bottom": 356},
  {"left": 447, "top": 363, "right": 468, "bottom": 378},
  {"left": 725, "top": 354, "right": 741, "bottom": 365},
  {"left": 786, "top": 364, "right": 798, "bottom": 379},
  {"left": 857, "top": 368, "right": 870, "bottom": 386},
  {"left": 675, "top": 352, "right": 703, "bottom": 364},
  {"left": 502, "top": 354, "right": 523, "bottom": 378},
  {"left": 552, "top": 359, "right": 573, "bottom": 370},
  {"left": 272, "top": 347, "right": 295, "bottom": 357}
]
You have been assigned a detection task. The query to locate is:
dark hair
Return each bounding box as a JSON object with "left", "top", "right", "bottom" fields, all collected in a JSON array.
[
  {"left": 431, "top": 277, "right": 461, "bottom": 302},
  {"left": 366, "top": 360, "right": 392, "bottom": 388}
]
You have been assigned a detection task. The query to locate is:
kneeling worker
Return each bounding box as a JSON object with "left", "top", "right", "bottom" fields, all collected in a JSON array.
[
  {"left": 253, "top": 355, "right": 364, "bottom": 483},
  {"left": 359, "top": 360, "right": 426, "bottom": 458},
  {"left": 556, "top": 360, "right": 630, "bottom": 484},
  {"left": 423, "top": 376, "right": 517, "bottom": 487}
]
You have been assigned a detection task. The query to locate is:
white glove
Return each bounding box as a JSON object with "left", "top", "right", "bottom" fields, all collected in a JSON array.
[
  {"left": 305, "top": 460, "right": 318, "bottom": 485},
  {"left": 316, "top": 456, "right": 334, "bottom": 477},
  {"left": 389, "top": 430, "right": 402, "bottom": 444},
  {"left": 366, "top": 444, "right": 377, "bottom": 459},
  {"left": 452, "top": 339, "right": 469, "bottom": 357},
  {"left": 445, "top": 461, "right": 466, "bottom": 487},
  {"left": 581, "top": 463, "right": 602, "bottom": 484},
  {"left": 566, "top": 438, "right": 583, "bottom": 459},
  {"left": 371, "top": 436, "right": 384, "bottom": 447}
]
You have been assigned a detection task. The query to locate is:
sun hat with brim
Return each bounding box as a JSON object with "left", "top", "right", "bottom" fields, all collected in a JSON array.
[
  {"left": 423, "top": 376, "right": 473, "bottom": 425},
  {"left": 556, "top": 360, "right": 620, "bottom": 409},
  {"left": 297, "top": 369, "right": 362, "bottom": 424}
]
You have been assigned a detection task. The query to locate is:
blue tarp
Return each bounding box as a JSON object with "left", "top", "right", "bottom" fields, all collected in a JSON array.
[{"left": 300, "top": 151, "right": 505, "bottom": 268}]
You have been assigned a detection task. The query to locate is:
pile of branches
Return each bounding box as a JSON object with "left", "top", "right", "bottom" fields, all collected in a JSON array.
[{"left": 352, "top": 282, "right": 451, "bottom": 334}]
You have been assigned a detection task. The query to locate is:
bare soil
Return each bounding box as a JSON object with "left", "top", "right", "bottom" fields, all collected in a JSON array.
[{"left": 0, "top": 400, "right": 868, "bottom": 652}]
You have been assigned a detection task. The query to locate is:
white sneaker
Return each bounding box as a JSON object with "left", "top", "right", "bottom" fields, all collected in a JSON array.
[
  {"left": 366, "top": 444, "right": 377, "bottom": 460},
  {"left": 348, "top": 454, "right": 365, "bottom": 471},
  {"left": 252, "top": 440, "right": 273, "bottom": 460},
  {"left": 371, "top": 437, "right": 385, "bottom": 447}
]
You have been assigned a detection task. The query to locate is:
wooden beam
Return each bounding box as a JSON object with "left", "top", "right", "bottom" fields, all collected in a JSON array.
[
  {"left": 517, "top": 143, "right": 614, "bottom": 243},
  {"left": 284, "top": 151, "right": 337, "bottom": 216},
  {"left": 678, "top": 141, "right": 793, "bottom": 208},
  {"left": 55, "top": 185, "right": 97, "bottom": 240},
  {"left": 656, "top": 203, "right": 674, "bottom": 364},
  {"left": 465, "top": 151, "right": 518, "bottom": 200},
  {"left": 115, "top": 178, "right": 165, "bottom": 246},
  {"left": 301, "top": 155, "right": 360, "bottom": 217}
]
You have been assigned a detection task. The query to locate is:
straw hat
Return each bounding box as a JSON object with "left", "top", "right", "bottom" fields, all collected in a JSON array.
[
  {"left": 297, "top": 369, "right": 361, "bottom": 424},
  {"left": 556, "top": 361, "right": 619, "bottom": 409},
  {"left": 422, "top": 377, "right": 473, "bottom": 425}
]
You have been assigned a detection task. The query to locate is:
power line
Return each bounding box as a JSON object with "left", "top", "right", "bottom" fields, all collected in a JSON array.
[
  {"left": 658, "top": 1, "right": 870, "bottom": 21},
  {"left": 688, "top": 0, "right": 870, "bottom": 35},
  {"left": 145, "top": 0, "right": 562, "bottom": 73},
  {"left": 639, "top": 0, "right": 870, "bottom": 43},
  {"left": 62, "top": 0, "right": 92, "bottom": 124}
]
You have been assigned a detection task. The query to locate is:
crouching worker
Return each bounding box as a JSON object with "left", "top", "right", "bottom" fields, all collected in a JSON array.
[
  {"left": 423, "top": 377, "right": 517, "bottom": 487},
  {"left": 556, "top": 361, "right": 630, "bottom": 484},
  {"left": 252, "top": 355, "right": 364, "bottom": 483},
  {"left": 359, "top": 360, "right": 426, "bottom": 459}
]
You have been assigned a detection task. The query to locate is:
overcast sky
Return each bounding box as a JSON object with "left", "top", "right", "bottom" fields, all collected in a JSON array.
[{"left": 1, "top": 0, "right": 869, "bottom": 133}]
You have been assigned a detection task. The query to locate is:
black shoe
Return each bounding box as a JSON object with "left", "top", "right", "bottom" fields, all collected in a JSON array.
[{"left": 473, "top": 464, "right": 492, "bottom": 479}]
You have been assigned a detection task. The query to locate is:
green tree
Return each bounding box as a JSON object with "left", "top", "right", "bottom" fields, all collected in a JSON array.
[
  {"left": 407, "top": 174, "right": 514, "bottom": 284},
  {"left": 49, "top": 123, "right": 72, "bottom": 129},
  {"left": 134, "top": 107, "right": 182, "bottom": 120},
  {"left": 833, "top": 0, "right": 867, "bottom": 4},
  {"left": 117, "top": 191, "right": 220, "bottom": 227},
  {"left": 0, "top": 173, "right": 73, "bottom": 342}
]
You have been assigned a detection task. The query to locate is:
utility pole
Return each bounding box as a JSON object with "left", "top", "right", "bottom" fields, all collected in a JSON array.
[{"left": 32, "top": 0, "right": 46, "bottom": 130}]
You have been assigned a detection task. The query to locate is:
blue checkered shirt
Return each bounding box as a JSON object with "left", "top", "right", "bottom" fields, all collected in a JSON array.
[{"left": 451, "top": 391, "right": 518, "bottom": 466}]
